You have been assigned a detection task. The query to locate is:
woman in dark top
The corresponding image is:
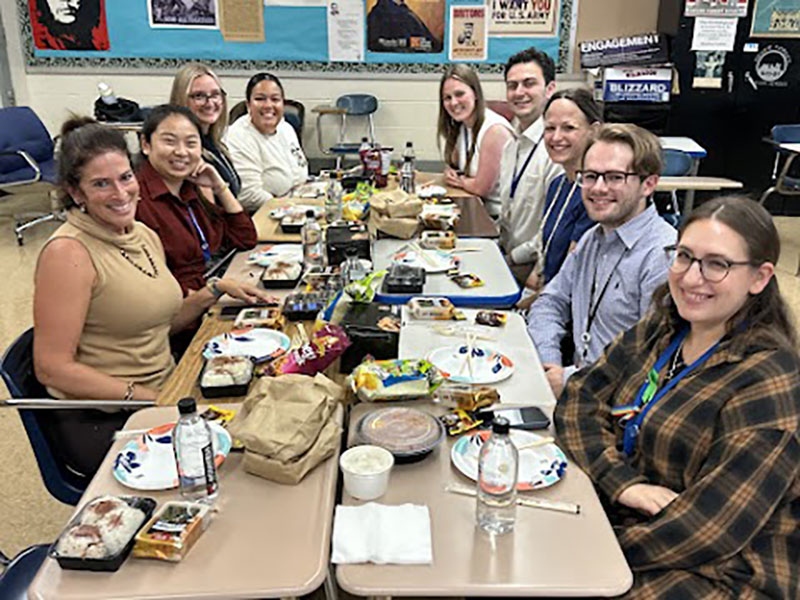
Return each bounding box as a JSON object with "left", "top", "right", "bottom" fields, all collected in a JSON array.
[
  {"left": 170, "top": 63, "right": 241, "bottom": 198},
  {"left": 135, "top": 104, "right": 261, "bottom": 298}
]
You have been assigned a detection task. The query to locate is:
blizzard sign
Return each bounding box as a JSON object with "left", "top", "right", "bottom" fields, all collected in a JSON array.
[
  {"left": 580, "top": 33, "right": 668, "bottom": 68},
  {"left": 603, "top": 67, "right": 672, "bottom": 103}
]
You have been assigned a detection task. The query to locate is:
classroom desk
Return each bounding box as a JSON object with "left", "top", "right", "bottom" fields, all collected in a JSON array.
[
  {"left": 29, "top": 404, "right": 342, "bottom": 600},
  {"left": 655, "top": 176, "right": 743, "bottom": 192},
  {"left": 778, "top": 143, "right": 800, "bottom": 154},
  {"left": 373, "top": 238, "right": 520, "bottom": 307},
  {"left": 660, "top": 136, "right": 708, "bottom": 215}
]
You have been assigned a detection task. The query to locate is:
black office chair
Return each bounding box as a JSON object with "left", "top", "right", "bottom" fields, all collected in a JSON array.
[
  {"left": 0, "top": 544, "right": 50, "bottom": 600},
  {"left": 0, "top": 328, "right": 88, "bottom": 505},
  {"left": 314, "top": 94, "right": 378, "bottom": 169},
  {"left": 0, "top": 107, "right": 63, "bottom": 245},
  {"left": 228, "top": 99, "right": 306, "bottom": 147},
  {"left": 760, "top": 124, "right": 800, "bottom": 205}
]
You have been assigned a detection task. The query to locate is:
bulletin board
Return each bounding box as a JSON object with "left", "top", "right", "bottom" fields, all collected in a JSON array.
[{"left": 19, "top": 0, "right": 575, "bottom": 74}]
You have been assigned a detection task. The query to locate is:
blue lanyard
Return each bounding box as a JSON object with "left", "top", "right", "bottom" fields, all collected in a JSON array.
[
  {"left": 621, "top": 328, "right": 720, "bottom": 456},
  {"left": 186, "top": 204, "right": 211, "bottom": 264},
  {"left": 510, "top": 134, "right": 543, "bottom": 199}
]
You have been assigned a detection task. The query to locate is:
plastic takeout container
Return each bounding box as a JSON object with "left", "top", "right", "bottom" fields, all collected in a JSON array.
[{"left": 339, "top": 445, "right": 394, "bottom": 501}]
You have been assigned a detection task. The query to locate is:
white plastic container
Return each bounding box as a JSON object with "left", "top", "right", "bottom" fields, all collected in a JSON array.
[{"left": 340, "top": 445, "right": 394, "bottom": 501}]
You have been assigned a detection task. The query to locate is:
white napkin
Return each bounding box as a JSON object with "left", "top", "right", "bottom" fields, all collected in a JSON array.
[{"left": 331, "top": 503, "right": 432, "bottom": 565}]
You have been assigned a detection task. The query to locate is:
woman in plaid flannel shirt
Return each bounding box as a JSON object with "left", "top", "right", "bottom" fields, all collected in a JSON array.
[{"left": 555, "top": 196, "right": 799, "bottom": 599}]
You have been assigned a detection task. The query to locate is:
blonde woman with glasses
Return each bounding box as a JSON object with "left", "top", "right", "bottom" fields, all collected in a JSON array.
[{"left": 170, "top": 62, "right": 241, "bottom": 198}]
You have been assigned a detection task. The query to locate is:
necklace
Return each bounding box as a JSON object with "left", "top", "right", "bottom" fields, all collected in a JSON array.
[
  {"left": 665, "top": 339, "right": 686, "bottom": 381},
  {"left": 119, "top": 246, "right": 159, "bottom": 279}
]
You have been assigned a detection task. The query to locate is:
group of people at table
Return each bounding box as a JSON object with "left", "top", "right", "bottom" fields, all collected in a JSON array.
[{"left": 24, "top": 45, "right": 799, "bottom": 599}]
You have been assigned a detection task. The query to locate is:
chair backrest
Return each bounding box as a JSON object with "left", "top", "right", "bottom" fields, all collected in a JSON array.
[
  {"left": 228, "top": 100, "right": 248, "bottom": 125},
  {"left": 486, "top": 100, "right": 515, "bottom": 123},
  {"left": 283, "top": 99, "right": 305, "bottom": 146},
  {"left": 0, "top": 544, "right": 50, "bottom": 600},
  {"left": 771, "top": 124, "right": 800, "bottom": 144},
  {"left": 0, "top": 328, "right": 85, "bottom": 505},
  {"left": 0, "top": 107, "right": 55, "bottom": 178},
  {"left": 661, "top": 149, "right": 693, "bottom": 177},
  {"left": 336, "top": 94, "right": 378, "bottom": 116}
]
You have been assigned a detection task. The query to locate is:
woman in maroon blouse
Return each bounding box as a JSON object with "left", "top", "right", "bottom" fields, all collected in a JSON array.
[{"left": 136, "top": 104, "right": 259, "bottom": 296}]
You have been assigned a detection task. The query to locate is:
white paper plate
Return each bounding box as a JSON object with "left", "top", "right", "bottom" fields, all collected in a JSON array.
[
  {"left": 112, "top": 422, "right": 232, "bottom": 491},
  {"left": 427, "top": 343, "right": 514, "bottom": 384},
  {"left": 451, "top": 429, "right": 567, "bottom": 491},
  {"left": 391, "top": 248, "right": 457, "bottom": 273},
  {"left": 248, "top": 244, "right": 303, "bottom": 267},
  {"left": 203, "top": 328, "right": 291, "bottom": 363}
]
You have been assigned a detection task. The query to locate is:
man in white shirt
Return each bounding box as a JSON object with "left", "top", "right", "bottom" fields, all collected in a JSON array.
[{"left": 498, "top": 47, "right": 563, "bottom": 284}]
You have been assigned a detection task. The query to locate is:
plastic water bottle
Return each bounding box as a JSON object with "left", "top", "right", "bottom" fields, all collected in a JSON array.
[
  {"left": 302, "top": 209, "right": 325, "bottom": 271},
  {"left": 341, "top": 246, "right": 366, "bottom": 285},
  {"left": 97, "top": 82, "right": 118, "bottom": 106},
  {"left": 476, "top": 417, "right": 518, "bottom": 534},
  {"left": 173, "top": 397, "right": 218, "bottom": 502},
  {"left": 400, "top": 141, "right": 416, "bottom": 194},
  {"left": 325, "top": 170, "right": 343, "bottom": 224}
]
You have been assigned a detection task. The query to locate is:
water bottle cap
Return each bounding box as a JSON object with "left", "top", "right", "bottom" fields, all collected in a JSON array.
[
  {"left": 492, "top": 417, "right": 510, "bottom": 434},
  {"left": 178, "top": 397, "right": 197, "bottom": 415},
  {"left": 405, "top": 141, "right": 413, "bottom": 147},
  {"left": 305, "top": 209, "right": 315, "bottom": 218}
]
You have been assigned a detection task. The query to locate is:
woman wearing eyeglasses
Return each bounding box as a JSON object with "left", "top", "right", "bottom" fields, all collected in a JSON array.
[
  {"left": 555, "top": 196, "right": 800, "bottom": 598},
  {"left": 225, "top": 72, "right": 308, "bottom": 212},
  {"left": 170, "top": 63, "right": 240, "bottom": 199}
]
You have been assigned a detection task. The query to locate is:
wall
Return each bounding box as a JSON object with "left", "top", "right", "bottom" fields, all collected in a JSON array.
[{"left": 2, "top": 0, "right": 661, "bottom": 162}]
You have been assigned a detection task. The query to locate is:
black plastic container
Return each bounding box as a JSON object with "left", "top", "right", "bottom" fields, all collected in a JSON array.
[
  {"left": 339, "top": 303, "right": 400, "bottom": 373},
  {"left": 50, "top": 496, "right": 157, "bottom": 572},
  {"left": 198, "top": 357, "right": 254, "bottom": 399},
  {"left": 280, "top": 215, "right": 305, "bottom": 234},
  {"left": 261, "top": 270, "right": 302, "bottom": 289},
  {"left": 383, "top": 264, "right": 426, "bottom": 294},
  {"left": 326, "top": 222, "right": 371, "bottom": 267},
  {"left": 283, "top": 291, "right": 327, "bottom": 321}
]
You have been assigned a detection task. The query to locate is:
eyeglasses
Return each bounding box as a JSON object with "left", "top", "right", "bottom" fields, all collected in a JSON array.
[
  {"left": 664, "top": 245, "right": 754, "bottom": 283},
  {"left": 188, "top": 90, "right": 226, "bottom": 104},
  {"left": 576, "top": 170, "right": 641, "bottom": 188}
]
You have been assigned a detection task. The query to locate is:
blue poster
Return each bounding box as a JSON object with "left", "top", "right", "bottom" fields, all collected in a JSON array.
[{"left": 751, "top": 0, "right": 800, "bottom": 38}]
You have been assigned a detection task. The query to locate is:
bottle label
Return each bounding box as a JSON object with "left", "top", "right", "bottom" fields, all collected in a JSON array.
[{"left": 202, "top": 442, "right": 218, "bottom": 494}]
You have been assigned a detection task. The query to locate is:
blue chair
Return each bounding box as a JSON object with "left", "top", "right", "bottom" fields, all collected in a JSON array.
[
  {"left": 0, "top": 328, "right": 87, "bottom": 505},
  {"left": 0, "top": 107, "right": 62, "bottom": 245},
  {"left": 0, "top": 544, "right": 50, "bottom": 600},
  {"left": 314, "top": 94, "right": 379, "bottom": 169},
  {"left": 760, "top": 124, "right": 800, "bottom": 205},
  {"left": 659, "top": 149, "right": 694, "bottom": 227}
]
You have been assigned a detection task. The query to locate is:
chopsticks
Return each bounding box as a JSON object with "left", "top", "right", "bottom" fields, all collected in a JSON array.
[
  {"left": 445, "top": 484, "right": 580, "bottom": 515},
  {"left": 515, "top": 436, "right": 555, "bottom": 451},
  {"left": 465, "top": 332, "right": 475, "bottom": 382},
  {"left": 113, "top": 428, "right": 152, "bottom": 440}
]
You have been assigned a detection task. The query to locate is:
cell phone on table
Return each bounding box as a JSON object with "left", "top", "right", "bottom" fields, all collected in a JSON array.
[{"left": 477, "top": 406, "right": 550, "bottom": 431}]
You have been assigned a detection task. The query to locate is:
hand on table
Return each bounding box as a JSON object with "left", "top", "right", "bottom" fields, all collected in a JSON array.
[
  {"left": 443, "top": 167, "right": 464, "bottom": 189},
  {"left": 217, "top": 279, "right": 278, "bottom": 304},
  {"left": 617, "top": 483, "right": 679, "bottom": 516},
  {"left": 543, "top": 363, "right": 565, "bottom": 398}
]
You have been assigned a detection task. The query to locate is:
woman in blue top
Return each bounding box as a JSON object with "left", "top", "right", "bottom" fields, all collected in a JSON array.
[{"left": 526, "top": 88, "right": 602, "bottom": 294}]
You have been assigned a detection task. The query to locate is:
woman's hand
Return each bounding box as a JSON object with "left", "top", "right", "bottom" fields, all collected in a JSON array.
[
  {"left": 617, "top": 483, "right": 679, "bottom": 516},
  {"left": 216, "top": 279, "right": 278, "bottom": 304},
  {"left": 443, "top": 167, "right": 464, "bottom": 189},
  {"left": 187, "top": 161, "right": 226, "bottom": 194}
]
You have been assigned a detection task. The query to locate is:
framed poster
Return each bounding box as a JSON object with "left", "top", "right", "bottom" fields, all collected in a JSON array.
[
  {"left": 685, "top": 0, "right": 748, "bottom": 17},
  {"left": 489, "top": 0, "right": 559, "bottom": 36},
  {"left": 449, "top": 5, "right": 487, "bottom": 61},
  {"left": 751, "top": 0, "right": 800, "bottom": 38},
  {"left": 28, "top": 0, "right": 110, "bottom": 50}
]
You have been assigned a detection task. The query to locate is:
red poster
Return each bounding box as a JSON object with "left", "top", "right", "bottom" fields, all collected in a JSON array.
[{"left": 29, "top": 0, "right": 110, "bottom": 51}]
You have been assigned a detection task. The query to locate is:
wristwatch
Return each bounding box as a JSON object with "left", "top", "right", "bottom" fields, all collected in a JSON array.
[{"left": 206, "top": 276, "right": 224, "bottom": 299}]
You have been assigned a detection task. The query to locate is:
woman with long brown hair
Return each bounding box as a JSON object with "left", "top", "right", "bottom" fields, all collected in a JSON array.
[
  {"left": 555, "top": 195, "right": 799, "bottom": 598},
  {"left": 437, "top": 64, "right": 513, "bottom": 217}
]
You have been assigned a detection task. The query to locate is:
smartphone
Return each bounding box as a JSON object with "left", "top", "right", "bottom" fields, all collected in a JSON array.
[{"left": 477, "top": 406, "right": 550, "bottom": 431}]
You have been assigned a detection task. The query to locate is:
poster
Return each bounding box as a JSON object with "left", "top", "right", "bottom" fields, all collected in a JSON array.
[
  {"left": 327, "top": 0, "right": 365, "bottom": 61},
  {"left": 752, "top": 44, "right": 792, "bottom": 86},
  {"left": 449, "top": 5, "right": 487, "bottom": 61},
  {"left": 220, "top": 0, "right": 263, "bottom": 41},
  {"left": 29, "top": 0, "right": 110, "bottom": 50},
  {"left": 148, "top": 0, "right": 219, "bottom": 29},
  {"left": 691, "top": 17, "right": 738, "bottom": 51},
  {"left": 603, "top": 67, "right": 672, "bottom": 103},
  {"left": 366, "top": 0, "right": 444, "bottom": 52},
  {"left": 685, "top": 0, "right": 748, "bottom": 17},
  {"left": 751, "top": 0, "right": 800, "bottom": 37},
  {"left": 692, "top": 50, "right": 726, "bottom": 88},
  {"left": 489, "top": 0, "right": 558, "bottom": 35},
  {"left": 579, "top": 33, "right": 668, "bottom": 68}
]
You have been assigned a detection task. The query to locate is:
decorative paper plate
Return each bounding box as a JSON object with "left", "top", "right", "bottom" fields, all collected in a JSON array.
[
  {"left": 248, "top": 244, "right": 303, "bottom": 267},
  {"left": 391, "top": 248, "right": 457, "bottom": 273},
  {"left": 355, "top": 407, "right": 445, "bottom": 459},
  {"left": 451, "top": 429, "right": 567, "bottom": 491},
  {"left": 112, "top": 422, "right": 232, "bottom": 491},
  {"left": 203, "top": 328, "right": 291, "bottom": 363},
  {"left": 427, "top": 343, "right": 514, "bottom": 385}
]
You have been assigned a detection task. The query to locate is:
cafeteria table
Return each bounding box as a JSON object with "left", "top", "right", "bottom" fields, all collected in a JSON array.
[
  {"left": 373, "top": 238, "right": 520, "bottom": 307},
  {"left": 28, "top": 403, "right": 343, "bottom": 600}
]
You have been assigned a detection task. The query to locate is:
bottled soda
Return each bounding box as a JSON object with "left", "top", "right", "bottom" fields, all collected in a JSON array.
[
  {"left": 476, "top": 417, "right": 518, "bottom": 534},
  {"left": 173, "top": 397, "right": 218, "bottom": 502},
  {"left": 301, "top": 209, "right": 325, "bottom": 271},
  {"left": 358, "top": 137, "right": 371, "bottom": 176},
  {"left": 400, "top": 141, "right": 416, "bottom": 194}
]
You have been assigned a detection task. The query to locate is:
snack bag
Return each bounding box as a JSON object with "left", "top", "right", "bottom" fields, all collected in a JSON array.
[
  {"left": 450, "top": 273, "right": 484, "bottom": 288},
  {"left": 475, "top": 311, "right": 507, "bottom": 327},
  {"left": 268, "top": 324, "right": 351, "bottom": 376},
  {"left": 435, "top": 383, "right": 499, "bottom": 411},
  {"left": 344, "top": 270, "right": 386, "bottom": 304},
  {"left": 349, "top": 358, "right": 443, "bottom": 402},
  {"left": 440, "top": 409, "right": 485, "bottom": 436}
]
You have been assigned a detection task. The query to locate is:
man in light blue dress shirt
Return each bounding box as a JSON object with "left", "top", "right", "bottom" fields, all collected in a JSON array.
[{"left": 527, "top": 123, "right": 677, "bottom": 398}]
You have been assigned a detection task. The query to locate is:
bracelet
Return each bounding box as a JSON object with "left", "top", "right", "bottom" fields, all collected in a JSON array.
[
  {"left": 206, "top": 276, "right": 224, "bottom": 299},
  {"left": 214, "top": 181, "right": 230, "bottom": 195},
  {"left": 123, "top": 381, "right": 135, "bottom": 402}
]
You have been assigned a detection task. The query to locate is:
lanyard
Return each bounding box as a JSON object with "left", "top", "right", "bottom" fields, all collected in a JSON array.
[
  {"left": 619, "top": 328, "right": 720, "bottom": 456},
  {"left": 186, "top": 204, "right": 211, "bottom": 264},
  {"left": 509, "top": 133, "right": 543, "bottom": 200},
  {"left": 542, "top": 177, "right": 580, "bottom": 261},
  {"left": 462, "top": 127, "right": 473, "bottom": 174},
  {"left": 580, "top": 245, "right": 627, "bottom": 361}
]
